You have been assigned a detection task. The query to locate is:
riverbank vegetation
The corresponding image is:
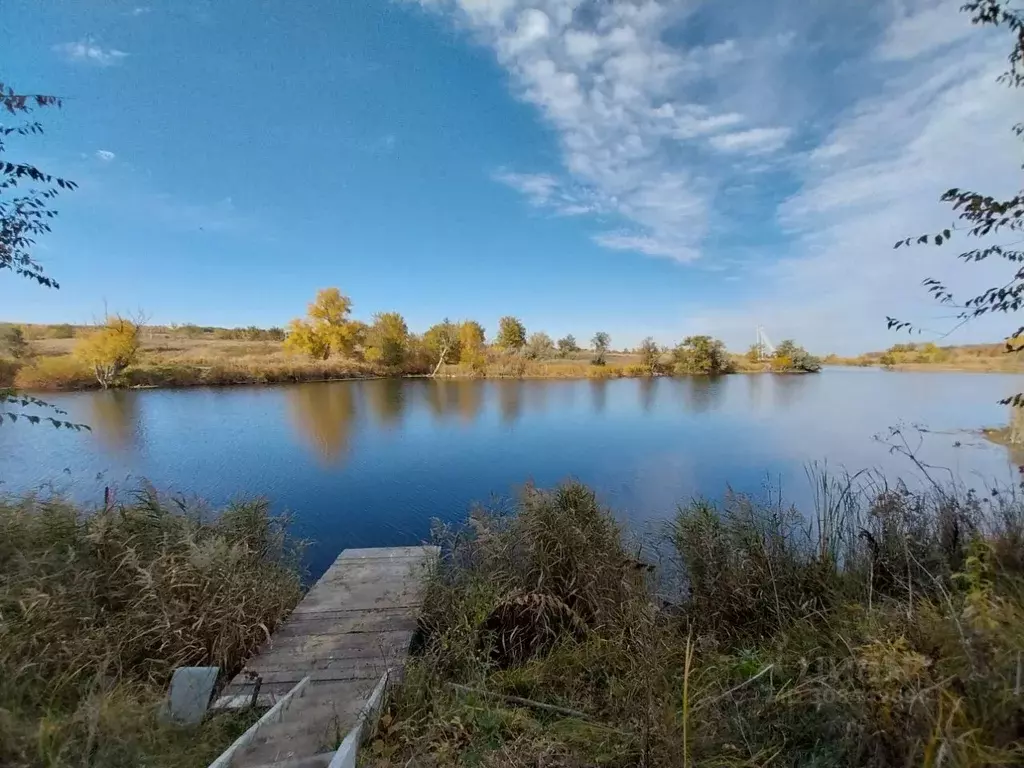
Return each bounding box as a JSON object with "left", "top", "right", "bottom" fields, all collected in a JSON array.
[
  {"left": 365, "top": 475, "right": 1024, "bottom": 767},
  {"left": 0, "top": 489, "right": 304, "bottom": 767},
  {"left": 827, "top": 341, "right": 1024, "bottom": 373},
  {"left": 0, "top": 291, "right": 823, "bottom": 392}
]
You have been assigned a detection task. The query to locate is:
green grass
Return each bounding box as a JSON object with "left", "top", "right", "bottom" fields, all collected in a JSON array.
[
  {"left": 364, "top": 475, "right": 1024, "bottom": 767},
  {"left": 0, "top": 490, "right": 304, "bottom": 767}
]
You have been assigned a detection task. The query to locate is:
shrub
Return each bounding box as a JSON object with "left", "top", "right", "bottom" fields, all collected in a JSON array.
[
  {"left": 49, "top": 323, "right": 74, "bottom": 339},
  {"left": 14, "top": 356, "right": 94, "bottom": 390},
  {"left": 673, "top": 335, "right": 732, "bottom": 374},
  {"left": 1, "top": 326, "right": 29, "bottom": 359},
  {"left": 0, "top": 490, "right": 303, "bottom": 767},
  {"left": 74, "top": 316, "right": 141, "bottom": 388}
]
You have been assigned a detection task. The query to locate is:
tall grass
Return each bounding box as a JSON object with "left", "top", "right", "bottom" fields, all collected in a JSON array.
[
  {"left": 0, "top": 489, "right": 304, "bottom": 767},
  {"left": 365, "top": 474, "right": 1024, "bottom": 767}
]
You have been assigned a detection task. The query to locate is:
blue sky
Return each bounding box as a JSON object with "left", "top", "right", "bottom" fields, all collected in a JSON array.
[{"left": 2, "top": 0, "right": 1019, "bottom": 353}]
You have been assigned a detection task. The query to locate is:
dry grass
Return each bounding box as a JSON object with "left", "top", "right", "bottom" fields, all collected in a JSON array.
[
  {"left": 829, "top": 342, "right": 1024, "bottom": 373},
  {"left": 363, "top": 474, "right": 1024, "bottom": 767},
  {"left": 0, "top": 489, "right": 304, "bottom": 767}
]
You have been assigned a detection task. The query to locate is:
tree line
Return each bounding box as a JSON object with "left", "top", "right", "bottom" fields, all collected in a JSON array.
[{"left": 282, "top": 287, "right": 821, "bottom": 376}]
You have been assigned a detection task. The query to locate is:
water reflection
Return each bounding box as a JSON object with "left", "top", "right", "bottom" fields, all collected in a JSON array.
[
  {"left": 286, "top": 382, "right": 356, "bottom": 463},
  {"left": 589, "top": 378, "right": 608, "bottom": 414},
  {"left": 88, "top": 390, "right": 140, "bottom": 451},
  {"left": 497, "top": 381, "right": 523, "bottom": 424},
  {"left": 421, "top": 380, "right": 484, "bottom": 423},
  {"left": 365, "top": 379, "right": 405, "bottom": 428},
  {"left": 774, "top": 374, "right": 811, "bottom": 410},
  {"left": 675, "top": 376, "right": 725, "bottom": 414},
  {"left": 638, "top": 377, "right": 657, "bottom": 413}
]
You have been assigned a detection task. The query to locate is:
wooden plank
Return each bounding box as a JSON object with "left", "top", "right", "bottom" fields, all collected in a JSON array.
[
  {"left": 213, "top": 546, "right": 438, "bottom": 768},
  {"left": 338, "top": 546, "right": 437, "bottom": 560}
]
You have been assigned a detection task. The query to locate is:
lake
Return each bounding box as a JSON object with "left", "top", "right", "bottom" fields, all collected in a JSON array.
[{"left": 1, "top": 369, "right": 1020, "bottom": 578}]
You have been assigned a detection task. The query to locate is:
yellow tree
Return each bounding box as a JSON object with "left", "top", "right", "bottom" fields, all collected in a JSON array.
[
  {"left": 364, "top": 312, "right": 409, "bottom": 367},
  {"left": 74, "top": 315, "right": 140, "bottom": 389},
  {"left": 459, "top": 320, "right": 486, "bottom": 368},
  {"left": 284, "top": 288, "right": 359, "bottom": 359},
  {"left": 284, "top": 319, "right": 330, "bottom": 360}
]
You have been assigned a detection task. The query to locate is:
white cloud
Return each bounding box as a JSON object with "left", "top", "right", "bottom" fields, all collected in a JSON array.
[
  {"left": 413, "top": 0, "right": 1021, "bottom": 350},
  {"left": 413, "top": 0, "right": 768, "bottom": 263},
  {"left": 53, "top": 39, "right": 128, "bottom": 66},
  {"left": 709, "top": 127, "right": 791, "bottom": 154},
  {"left": 94, "top": 150, "right": 116, "bottom": 162},
  {"left": 130, "top": 6, "right": 152, "bottom": 16}
]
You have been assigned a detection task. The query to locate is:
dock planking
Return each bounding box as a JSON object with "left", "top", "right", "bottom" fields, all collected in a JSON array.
[{"left": 216, "top": 545, "right": 438, "bottom": 767}]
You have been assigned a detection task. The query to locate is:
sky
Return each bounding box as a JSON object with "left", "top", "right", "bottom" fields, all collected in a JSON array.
[{"left": 1, "top": 0, "right": 1020, "bottom": 354}]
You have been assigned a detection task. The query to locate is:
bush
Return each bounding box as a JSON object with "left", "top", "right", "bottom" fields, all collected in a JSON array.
[
  {"left": 75, "top": 316, "right": 141, "bottom": 388},
  {"left": 369, "top": 473, "right": 1024, "bottom": 768},
  {"left": 14, "top": 356, "right": 94, "bottom": 390},
  {"left": 0, "top": 490, "right": 303, "bottom": 767},
  {"left": 49, "top": 324, "right": 74, "bottom": 339}
]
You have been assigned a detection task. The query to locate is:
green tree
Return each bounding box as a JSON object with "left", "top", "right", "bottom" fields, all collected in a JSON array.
[
  {"left": 672, "top": 335, "right": 731, "bottom": 374},
  {"left": 365, "top": 312, "right": 409, "bottom": 367},
  {"left": 771, "top": 339, "right": 821, "bottom": 373},
  {"left": 638, "top": 336, "right": 662, "bottom": 373},
  {"left": 497, "top": 316, "right": 527, "bottom": 351},
  {"left": 889, "top": 1, "right": 1024, "bottom": 403},
  {"left": 591, "top": 331, "right": 610, "bottom": 366},
  {"left": 525, "top": 331, "right": 555, "bottom": 360},
  {"left": 424, "top": 318, "right": 462, "bottom": 375},
  {"left": 556, "top": 334, "right": 579, "bottom": 357},
  {"left": 74, "top": 315, "right": 140, "bottom": 389},
  {"left": 1, "top": 326, "right": 28, "bottom": 359}
]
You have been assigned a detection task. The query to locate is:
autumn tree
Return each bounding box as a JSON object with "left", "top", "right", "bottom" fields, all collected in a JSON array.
[
  {"left": 285, "top": 319, "right": 331, "bottom": 360},
  {"left": 424, "top": 318, "right": 461, "bottom": 376},
  {"left": 75, "top": 315, "right": 140, "bottom": 388},
  {"left": 525, "top": 331, "right": 555, "bottom": 360},
  {"left": 365, "top": 312, "right": 409, "bottom": 367},
  {"left": 771, "top": 339, "right": 821, "bottom": 373},
  {"left": 672, "top": 335, "right": 731, "bottom": 374},
  {"left": 889, "top": 1, "right": 1024, "bottom": 404},
  {"left": 556, "top": 334, "right": 579, "bottom": 357},
  {"left": 637, "top": 337, "right": 663, "bottom": 373},
  {"left": 459, "top": 320, "right": 486, "bottom": 369},
  {"left": 591, "top": 331, "right": 610, "bottom": 365},
  {"left": 496, "top": 316, "right": 527, "bottom": 351},
  {"left": 285, "top": 288, "right": 360, "bottom": 360}
]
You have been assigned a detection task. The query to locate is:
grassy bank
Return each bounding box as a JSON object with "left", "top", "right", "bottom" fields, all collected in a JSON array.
[
  {"left": 827, "top": 342, "right": 1024, "bottom": 373},
  {"left": 0, "top": 490, "right": 304, "bottom": 767},
  {"left": 365, "top": 477, "right": 1024, "bottom": 767}
]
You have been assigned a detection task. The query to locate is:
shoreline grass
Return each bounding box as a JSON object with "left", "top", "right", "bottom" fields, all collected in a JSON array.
[
  {"left": 0, "top": 489, "right": 305, "bottom": 768},
  {"left": 363, "top": 474, "right": 1024, "bottom": 767}
]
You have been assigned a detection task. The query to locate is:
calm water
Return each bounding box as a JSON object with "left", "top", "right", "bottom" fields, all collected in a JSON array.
[{"left": 1, "top": 369, "right": 1020, "bottom": 578}]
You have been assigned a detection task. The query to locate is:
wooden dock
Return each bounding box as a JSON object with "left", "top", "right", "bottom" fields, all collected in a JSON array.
[{"left": 212, "top": 545, "right": 438, "bottom": 768}]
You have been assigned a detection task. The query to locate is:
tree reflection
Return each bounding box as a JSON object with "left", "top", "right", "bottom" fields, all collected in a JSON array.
[
  {"left": 638, "top": 377, "right": 657, "bottom": 413},
  {"left": 773, "top": 373, "right": 810, "bottom": 410},
  {"left": 365, "top": 378, "right": 405, "bottom": 428},
  {"left": 497, "top": 380, "right": 524, "bottom": 425},
  {"left": 589, "top": 378, "right": 608, "bottom": 414},
  {"left": 454, "top": 380, "right": 483, "bottom": 423},
  {"left": 286, "top": 382, "right": 356, "bottom": 464},
  {"left": 89, "top": 390, "right": 140, "bottom": 451},
  {"left": 677, "top": 376, "right": 725, "bottom": 414}
]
